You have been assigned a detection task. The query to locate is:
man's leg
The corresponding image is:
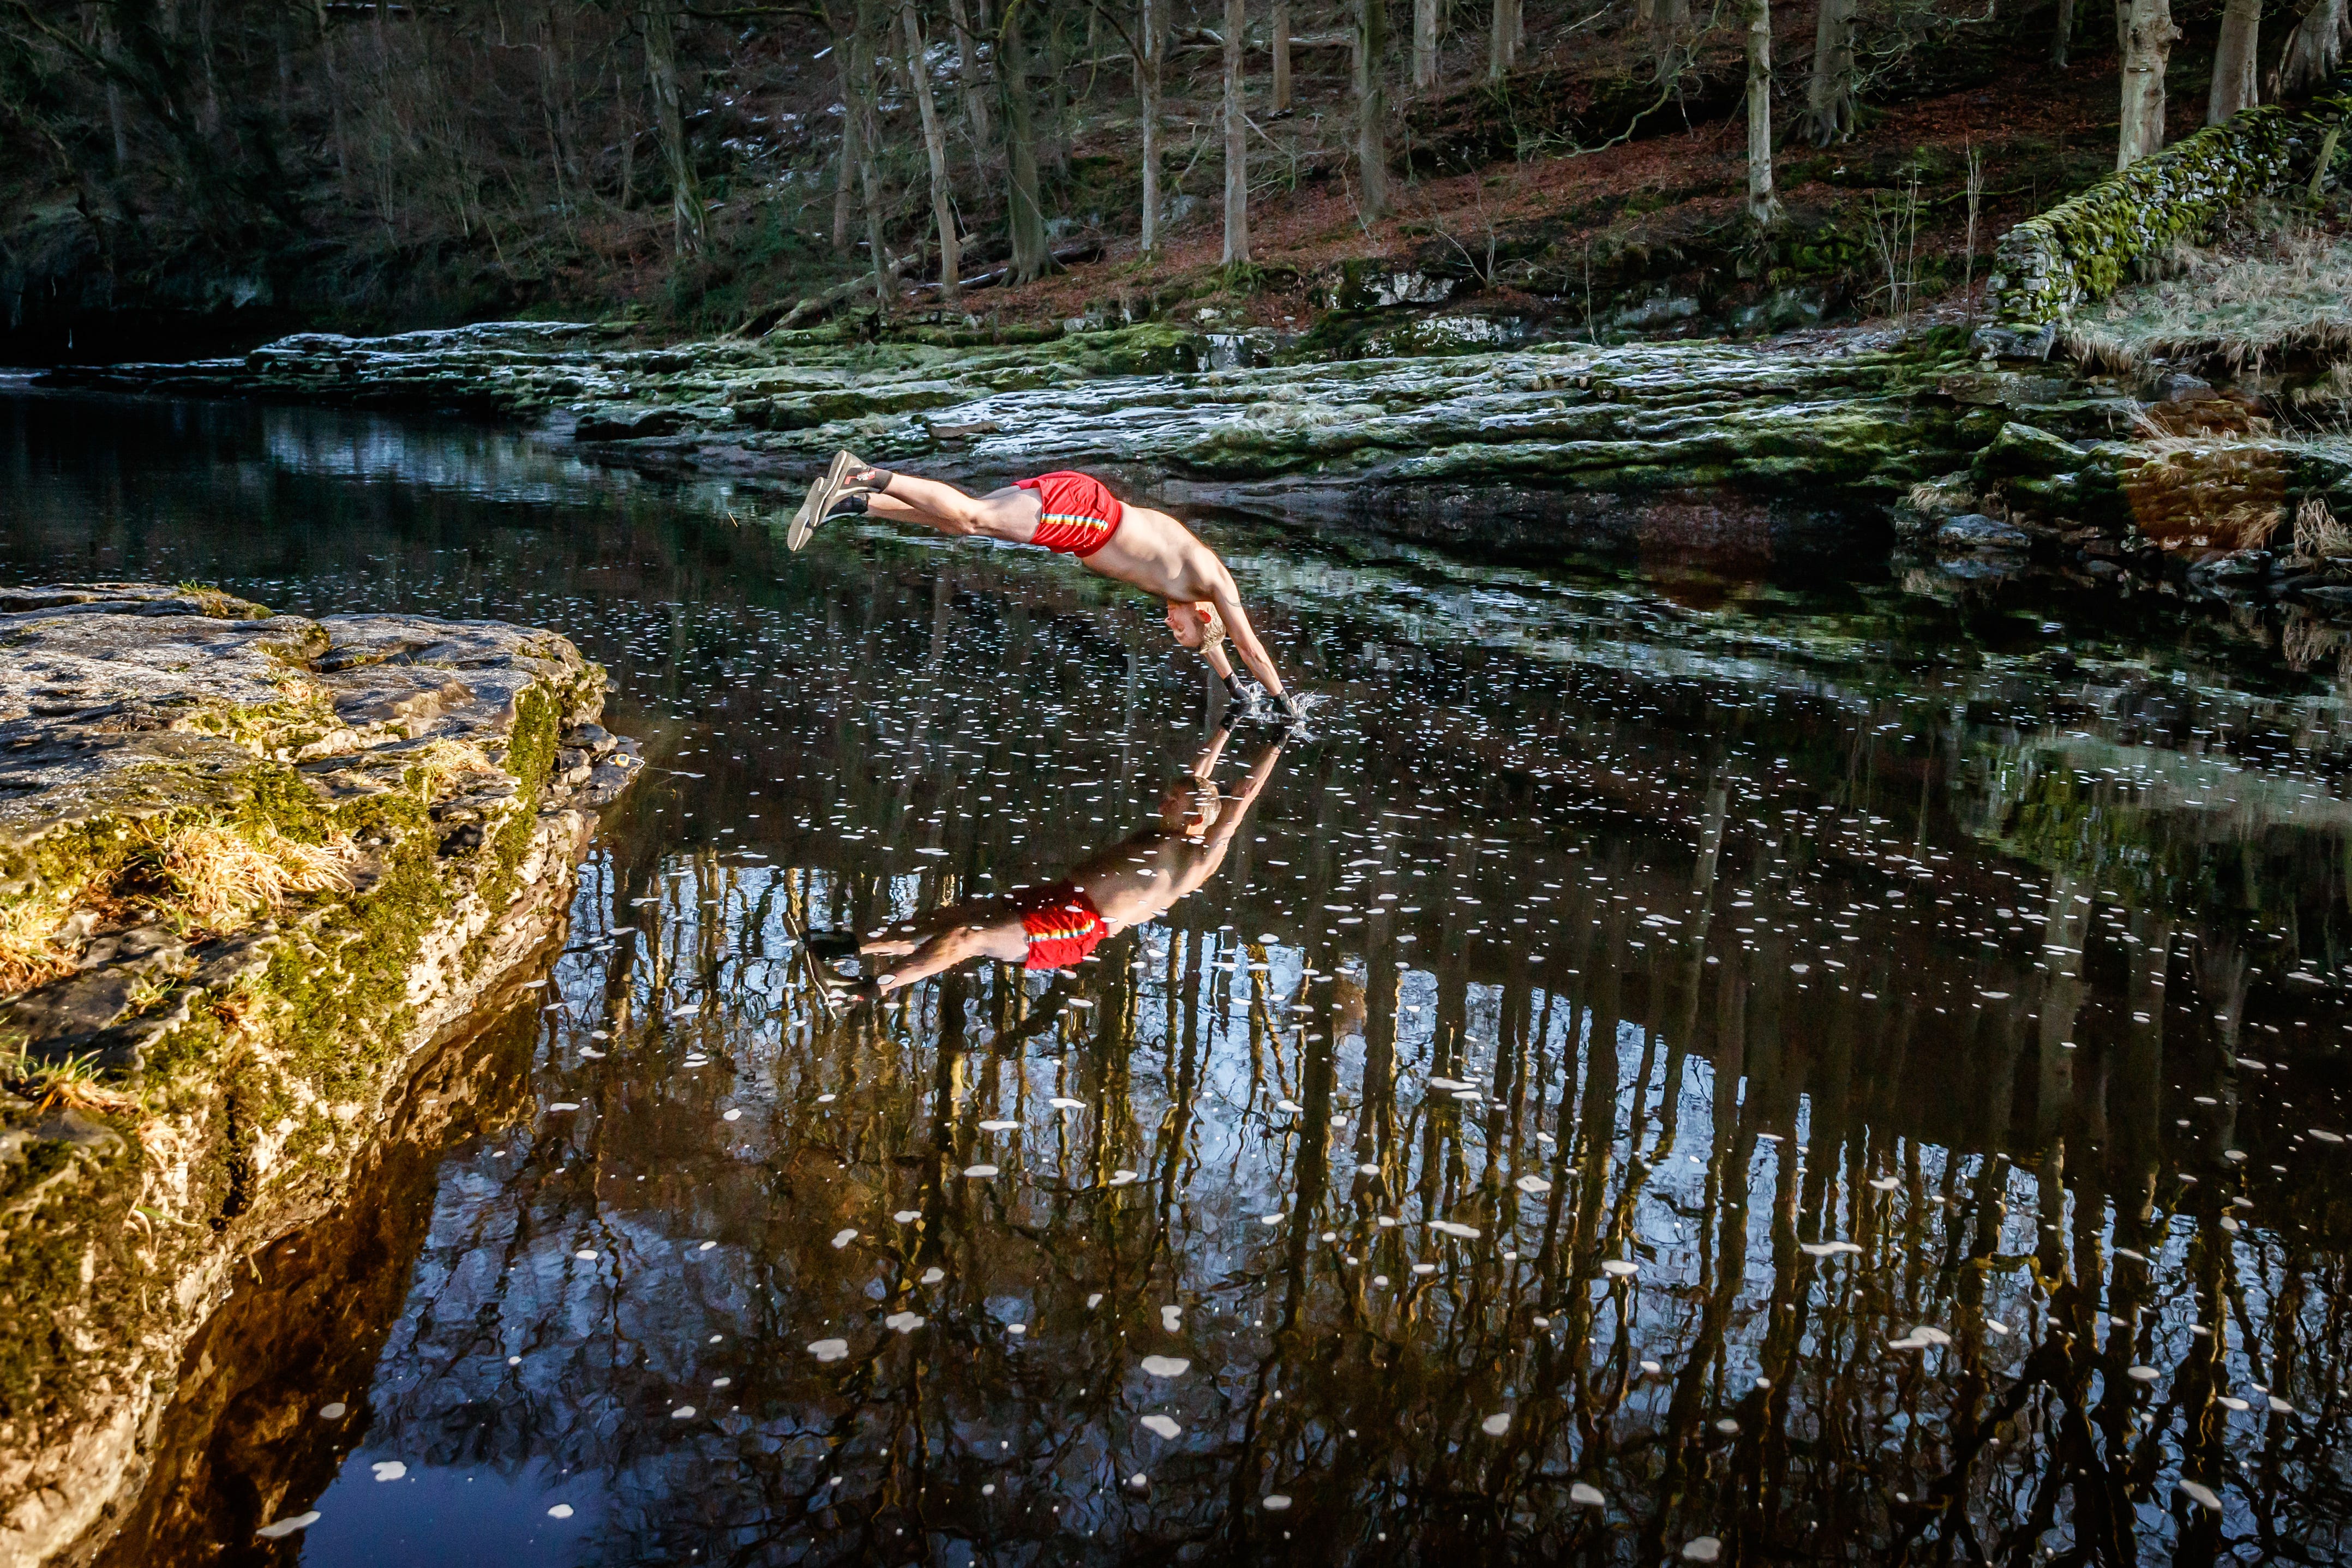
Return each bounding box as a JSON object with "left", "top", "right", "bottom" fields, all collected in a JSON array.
[{"left": 853, "top": 468, "right": 1038, "bottom": 542}]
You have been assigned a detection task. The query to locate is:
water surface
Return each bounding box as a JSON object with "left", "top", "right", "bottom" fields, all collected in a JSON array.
[{"left": 7, "top": 387, "right": 2352, "bottom": 1565}]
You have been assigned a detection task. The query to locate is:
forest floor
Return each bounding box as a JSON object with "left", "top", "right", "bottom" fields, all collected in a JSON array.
[{"left": 949, "top": 49, "right": 2171, "bottom": 339}]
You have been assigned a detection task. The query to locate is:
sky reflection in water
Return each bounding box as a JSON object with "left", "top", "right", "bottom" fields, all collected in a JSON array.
[{"left": 5, "top": 389, "right": 2352, "bottom": 1565}]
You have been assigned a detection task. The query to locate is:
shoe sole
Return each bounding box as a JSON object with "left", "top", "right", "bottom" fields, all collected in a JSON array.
[{"left": 788, "top": 450, "right": 865, "bottom": 552}]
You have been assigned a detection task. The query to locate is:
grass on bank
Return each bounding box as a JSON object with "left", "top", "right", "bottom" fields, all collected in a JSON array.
[
  {"left": 0, "top": 822, "right": 356, "bottom": 998},
  {"left": 2062, "top": 203, "right": 2352, "bottom": 375}
]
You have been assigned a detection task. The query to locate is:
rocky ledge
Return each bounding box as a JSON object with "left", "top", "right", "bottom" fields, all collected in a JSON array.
[
  {"left": 0, "top": 584, "right": 640, "bottom": 1566},
  {"left": 49, "top": 319, "right": 2015, "bottom": 508}
]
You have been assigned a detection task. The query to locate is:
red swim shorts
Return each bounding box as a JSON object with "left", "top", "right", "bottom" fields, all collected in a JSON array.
[
  {"left": 1013, "top": 471, "right": 1124, "bottom": 557},
  {"left": 1013, "top": 880, "right": 1109, "bottom": 970}
]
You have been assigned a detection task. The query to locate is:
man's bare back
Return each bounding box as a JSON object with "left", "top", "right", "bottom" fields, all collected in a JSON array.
[{"left": 790, "top": 451, "right": 1295, "bottom": 712}]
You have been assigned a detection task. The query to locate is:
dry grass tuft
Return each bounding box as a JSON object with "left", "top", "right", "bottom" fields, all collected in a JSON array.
[
  {"left": 0, "top": 893, "right": 82, "bottom": 997},
  {"left": 148, "top": 825, "right": 353, "bottom": 928},
  {"left": 2061, "top": 211, "right": 2352, "bottom": 375},
  {"left": 1905, "top": 473, "right": 1978, "bottom": 516},
  {"left": 2293, "top": 495, "right": 2352, "bottom": 562},
  {"left": 2117, "top": 426, "right": 2292, "bottom": 550},
  {"left": 2, "top": 1042, "right": 145, "bottom": 1119}
]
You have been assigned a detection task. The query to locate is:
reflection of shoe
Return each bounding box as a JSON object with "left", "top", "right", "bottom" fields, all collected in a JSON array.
[{"left": 788, "top": 449, "right": 873, "bottom": 552}]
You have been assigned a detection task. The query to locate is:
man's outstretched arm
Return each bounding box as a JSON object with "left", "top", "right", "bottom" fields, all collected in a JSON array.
[{"left": 1210, "top": 581, "right": 1289, "bottom": 700}]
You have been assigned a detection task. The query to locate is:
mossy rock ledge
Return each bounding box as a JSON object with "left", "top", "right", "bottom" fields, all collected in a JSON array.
[{"left": 0, "top": 583, "right": 641, "bottom": 1566}]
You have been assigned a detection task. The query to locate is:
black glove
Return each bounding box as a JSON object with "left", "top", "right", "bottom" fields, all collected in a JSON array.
[{"left": 1271, "top": 690, "right": 1304, "bottom": 721}]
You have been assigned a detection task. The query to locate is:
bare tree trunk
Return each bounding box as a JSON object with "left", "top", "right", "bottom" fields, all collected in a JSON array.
[
  {"left": 1355, "top": 0, "right": 1389, "bottom": 219},
  {"left": 1804, "top": 0, "right": 1856, "bottom": 144},
  {"left": 2117, "top": 0, "right": 2178, "bottom": 168},
  {"left": 1224, "top": 0, "right": 1249, "bottom": 265},
  {"left": 2051, "top": 0, "right": 2075, "bottom": 63},
  {"left": 945, "top": 0, "right": 993, "bottom": 154},
  {"left": 2275, "top": 0, "right": 2344, "bottom": 95},
  {"left": 1138, "top": 0, "right": 1162, "bottom": 255},
  {"left": 1646, "top": 0, "right": 1693, "bottom": 74},
  {"left": 2208, "top": 0, "right": 2261, "bottom": 121},
  {"left": 98, "top": 9, "right": 130, "bottom": 171},
  {"left": 1043, "top": 7, "right": 1071, "bottom": 173},
  {"left": 1489, "top": 0, "right": 1521, "bottom": 78},
  {"left": 322, "top": 20, "right": 351, "bottom": 197},
  {"left": 1273, "top": 0, "right": 1292, "bottom": 109},
  {"left": 1001, "top": 5, "right": 1049, "bottom": 281},
  {"left": 902, "top": 0, "right": 961, "bottom": 303},
  {"left": 831, "top": 23, "right": 860, "bottom": 250},
  {"left": 1413, "top": 0, "right": 1437, "bottom": 87},
  {"left": 644, "top": 0, "right": 703, "bottom": 254},
  {"left": 856, "top": 4, "right": 890, "bottom": 305},
  {"left": 1745, "top": 0, "right": 1780, "bottom": 222}
]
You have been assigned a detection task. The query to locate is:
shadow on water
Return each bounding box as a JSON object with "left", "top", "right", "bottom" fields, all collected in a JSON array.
[{"left": 7, "top": 386, "right": 2352, "bottom": 1564}]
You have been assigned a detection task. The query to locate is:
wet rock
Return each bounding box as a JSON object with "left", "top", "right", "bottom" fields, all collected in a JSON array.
[
  {"left": 573, "top": 404, "right": 694, "bottom": 441},
  {"left": 1935, "top": 514, "right": 2032, "bottom": 552},
  {"left": 50, "top": 325, "right": 1988, "bottom": 504},
  {"left": 0, "top": 584, "right": 641, "bottom": 1567}
]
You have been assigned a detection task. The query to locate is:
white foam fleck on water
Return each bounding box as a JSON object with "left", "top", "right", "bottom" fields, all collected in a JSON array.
[
  {"left": 370, "top": 1461, "right": 406, "bottom": 1482},
  {"left": 1480, "top": 1413, "right": 1511, "bottom": 1435},
  {"left": 830, "top": 1229, "right": 857, "bottom": 1249},
  {"left": 547, "top": 1504, "right": 575, "bottom": 1519},
  {"left": 808, "top": 1338, "right": 849, "bottom": 1362},
  {"left": 1140, "top": 1355, "right": 1190, "bottom": 1378},
  {"left": 1141, "top": 1415, "right": 1180, "bottom": 1438},
  {"left": 255, "top": 1512, "right": 320, "bottom": 1540}
]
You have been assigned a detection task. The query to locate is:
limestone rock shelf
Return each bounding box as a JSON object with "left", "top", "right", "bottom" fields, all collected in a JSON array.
[
  {"left": 0, "top": 584, "right": 641, "bottom": 1566},
  {"left": 45, "top": 321, "right": 2001, "bottom": 502}
]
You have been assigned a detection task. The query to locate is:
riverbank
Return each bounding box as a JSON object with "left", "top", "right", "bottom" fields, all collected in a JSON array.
[{"left": 0, "top": 584, "right": 639, "bottom": 1564}]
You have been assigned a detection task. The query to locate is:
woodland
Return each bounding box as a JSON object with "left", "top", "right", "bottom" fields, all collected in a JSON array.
[{"left": 0, "top": 0, "right": 2348, "bottom": 357}]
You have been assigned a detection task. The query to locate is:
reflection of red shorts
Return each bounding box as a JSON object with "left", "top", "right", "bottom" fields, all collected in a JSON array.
[
  {"left": 1014, "top": 880, "right": 1108, "bottom": 970},
  {"left": 1013, "top": 471, "right": 1123, "bottom": 557}
]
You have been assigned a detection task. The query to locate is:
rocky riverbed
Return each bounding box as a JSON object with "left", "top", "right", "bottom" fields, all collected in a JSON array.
[{"left": 0, "top": 584, "right": 639, "bottom": 1565}]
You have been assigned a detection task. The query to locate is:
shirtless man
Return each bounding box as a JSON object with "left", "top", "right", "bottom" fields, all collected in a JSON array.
[
  {"left": 791, "top": 450, "right": 1297, "bottom": 718},
  {"left": 808, "top": 727, "right": 1283, "bottom": 1003}
]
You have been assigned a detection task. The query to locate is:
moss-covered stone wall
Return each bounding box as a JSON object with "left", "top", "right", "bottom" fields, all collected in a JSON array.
[{"left": 1979, "top": 95, "right": 2352, "bottom": 357}]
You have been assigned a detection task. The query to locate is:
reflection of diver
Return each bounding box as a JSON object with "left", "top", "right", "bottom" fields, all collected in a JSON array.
[{"left": 808, "top": 729, "right": 1284, "bottom": 1003}]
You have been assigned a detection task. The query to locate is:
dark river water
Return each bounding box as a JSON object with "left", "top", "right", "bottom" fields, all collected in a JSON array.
[{"left": 5, "top": 382, "right": 2352, "bottom": 1566}]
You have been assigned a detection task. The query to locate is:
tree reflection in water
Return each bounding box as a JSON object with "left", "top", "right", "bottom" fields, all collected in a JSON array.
[
  {"left": 13, "top": 391, "right": 2347, "bottom": 1565},
  {"left": 282, "top": 609, "right": 2350, "bottom": 1568}
]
